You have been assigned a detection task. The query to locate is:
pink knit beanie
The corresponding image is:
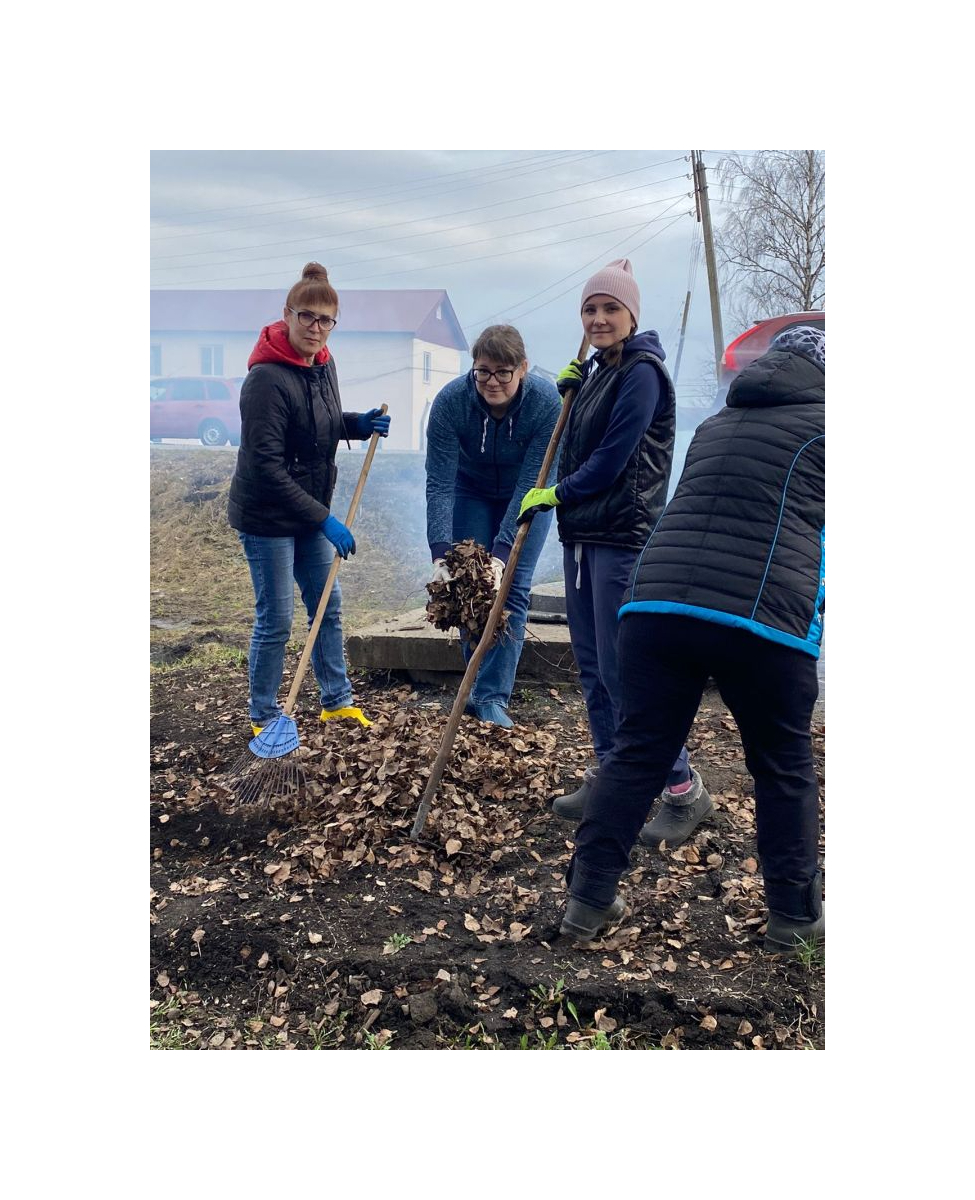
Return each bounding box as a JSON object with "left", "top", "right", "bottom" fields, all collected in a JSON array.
[{"left": 580, "top": 258, "right": 640, "bottom": 325}]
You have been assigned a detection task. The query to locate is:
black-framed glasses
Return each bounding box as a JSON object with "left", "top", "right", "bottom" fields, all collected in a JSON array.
[
  {"left": 288, "top": 307, "right": 337, "bottom": 331},
  {"left": 472, "top": 367, "right": 515, "bottom": 384}
]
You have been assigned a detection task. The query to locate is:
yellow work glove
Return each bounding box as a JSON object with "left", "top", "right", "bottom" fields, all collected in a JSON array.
[{"left": 518, "top": 486, "right": 559, "bottom": 525}]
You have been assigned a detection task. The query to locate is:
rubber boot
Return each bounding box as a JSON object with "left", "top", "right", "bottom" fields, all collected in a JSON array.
[
  {"left": 552, "top": 766, "right": 598, "bottom": 820},
  {"left": 764, "top": 873, "right": 825, "bottom": 956},
  {"left": 764, "top": 909, "right": 826, "bottom": 956},
  {"left": 321, "top": 706, "right": 373, "bottom": 728},
  {"left": 638, "top": 767, "right": 712, "bottom": 849},
  {"left": 560, "top": 895, "right": 626, "bottom": 942}
]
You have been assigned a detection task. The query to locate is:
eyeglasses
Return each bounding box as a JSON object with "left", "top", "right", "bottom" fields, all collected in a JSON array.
[
  {"left": 288, "top": 307, "right": 337, "bottom": 331},
  {"left": 472, "top": 367, "right": 516, "bottom": 384}
]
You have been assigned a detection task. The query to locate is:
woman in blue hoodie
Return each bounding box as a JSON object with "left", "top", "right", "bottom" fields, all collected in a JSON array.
[
  {"left": 425, "top": 325, "right": 561, "bottom": 728},
  {"left": 518, "top": 260, "right": 708, "bottom": 840}
]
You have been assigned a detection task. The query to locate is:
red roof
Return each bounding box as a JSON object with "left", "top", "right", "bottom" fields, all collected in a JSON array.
[{"left": 151, "top": 288, "right": 467, "bottom": 351}]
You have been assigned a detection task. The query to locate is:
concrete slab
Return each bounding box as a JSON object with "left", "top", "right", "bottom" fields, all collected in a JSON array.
[
  {"left": 528, "top": 580, "right": 567, "bottom": 617},
  {"left": 346, "top": 607, "right": 577, "bottom": 684}
]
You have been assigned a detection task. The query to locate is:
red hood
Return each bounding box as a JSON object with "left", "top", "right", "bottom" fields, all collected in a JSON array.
[{"left": 247, "top": 320, "right": 332, "bottom": 370}]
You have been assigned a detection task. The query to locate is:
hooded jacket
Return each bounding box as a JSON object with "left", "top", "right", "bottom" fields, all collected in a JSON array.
[
  {"left": 555, "top": 330, "right": 676, "bottom": 549},
  {"left": 227, "top": 321, "right": 361, "bottom": 536},
  {"left": 425, "top": 370, "right": 561, "bottom": 561},
  {"left": 620, "top": 347, "right": 826, "bottom": 657}
]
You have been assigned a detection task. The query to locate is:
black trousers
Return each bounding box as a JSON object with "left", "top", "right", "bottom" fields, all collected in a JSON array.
[{"left": 568, "top": 614, "right": 822, "bottom": 920}]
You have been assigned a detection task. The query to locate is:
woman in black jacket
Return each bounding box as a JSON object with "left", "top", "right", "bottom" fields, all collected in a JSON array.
[
  {"left": 227, "top": 262, "right": 390, "bottom": 734},
  {"left": 556, "top": 326, "right": 826, "bottom": 954}
]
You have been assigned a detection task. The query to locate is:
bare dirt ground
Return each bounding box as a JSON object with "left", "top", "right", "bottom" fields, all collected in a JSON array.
[{"left": 150, "top": 448, "right": 825, "bottom": 1050}]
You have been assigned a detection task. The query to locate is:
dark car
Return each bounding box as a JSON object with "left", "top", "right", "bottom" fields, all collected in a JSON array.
[{"left": 150, "top": 376, "right": 243, "bottom": 447}]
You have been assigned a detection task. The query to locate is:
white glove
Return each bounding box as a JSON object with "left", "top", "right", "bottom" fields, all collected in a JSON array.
[
  {"left": 490, "top": 557, "right": 505, "bottom": 592},
  {"left": 430, "top": 558, "right": 453, "bottom": 584}
]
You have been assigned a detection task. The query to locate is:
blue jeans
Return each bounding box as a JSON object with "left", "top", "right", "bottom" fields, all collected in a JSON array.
[
  {"left": 563, "top": 542, "right": 689, "bottom": 785},
  {"left": 238, "top": 531, "right": 353, "bottom": 724},
  {"left": 452, "top": 490, "right": 553, "bottom": 709}
]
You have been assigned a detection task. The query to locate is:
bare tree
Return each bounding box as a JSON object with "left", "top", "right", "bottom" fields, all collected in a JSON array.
[{"left": 716, "top": 150, "right": 825, "bottom": 327}]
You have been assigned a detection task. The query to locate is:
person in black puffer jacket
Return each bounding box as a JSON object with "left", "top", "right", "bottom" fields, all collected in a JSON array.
[
  {"left": 518, "top": 259, "right": 708, "bottom": 838},
  {"left": 556, "top": 326, "right": 826, "bottom": 955},
  {"left": 228, "top": 262, "right": 390, "bottom": 735}
]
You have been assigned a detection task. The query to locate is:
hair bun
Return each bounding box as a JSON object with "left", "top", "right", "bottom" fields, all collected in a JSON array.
[{"left": 301, "top": 261, "right": 329, "bottom": 282}]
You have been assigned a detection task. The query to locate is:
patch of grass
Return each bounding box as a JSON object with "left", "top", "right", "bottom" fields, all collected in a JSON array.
[
  {"left": 151, "top": 640, "right": 248, "bottom": 675},
  {"left": 792, "top": 936, "right": 825, "bottom": 971}
]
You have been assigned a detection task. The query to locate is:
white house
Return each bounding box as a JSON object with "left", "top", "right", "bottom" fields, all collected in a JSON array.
[{"left": 150, "top": 288, "right": 468, "bottom": 451}]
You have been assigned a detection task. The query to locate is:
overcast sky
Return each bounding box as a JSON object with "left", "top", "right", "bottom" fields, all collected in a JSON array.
[{"left": 150, "top": 148, "right": 745, "bottom": 394}]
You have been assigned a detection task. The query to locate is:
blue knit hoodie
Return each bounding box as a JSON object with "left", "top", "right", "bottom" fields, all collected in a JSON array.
[{"left": 425, "top": 370, "right": 561, "bottom": 562}]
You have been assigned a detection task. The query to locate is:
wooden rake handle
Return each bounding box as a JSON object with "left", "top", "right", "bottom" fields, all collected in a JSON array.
[
  {"left": 410, "top": 338, "right": 590, "bottom": 839},
  {"left": 282, "top": 404, "right": 388, "bottom": 717}
]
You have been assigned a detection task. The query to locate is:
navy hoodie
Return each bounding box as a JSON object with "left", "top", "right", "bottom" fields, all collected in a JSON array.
[{"left": 555, "top": 330, "right": 666, "bottom": 505}]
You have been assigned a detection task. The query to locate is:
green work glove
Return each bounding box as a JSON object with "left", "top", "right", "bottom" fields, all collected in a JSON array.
[
  {"left": 518, "top": 485, "right": 559, "bottom": 525},
  {"left": 556, "top": 359, "right": 584, "bottom": 399}
]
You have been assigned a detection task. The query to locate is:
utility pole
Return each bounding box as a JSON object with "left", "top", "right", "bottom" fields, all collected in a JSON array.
[
  {"left": 672, "top": 289, "right": 691, "bottom": 384},
  {"left": 691, "top": 150, "right": 725, "bottom": 375}
]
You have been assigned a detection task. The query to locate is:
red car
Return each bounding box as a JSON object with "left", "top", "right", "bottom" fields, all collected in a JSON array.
[
  {"left": 720, "top": 310, "right": 825, "bottom": 386},
  {"left": 150, "top": 376, "right": 243, "bottom": 447}
]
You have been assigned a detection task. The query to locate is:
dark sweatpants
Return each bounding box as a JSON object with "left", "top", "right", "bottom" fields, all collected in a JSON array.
[
  {"left": 567, "top": 613, "right": 822, "bottom": 921},
  {"left": 563, "top": 542, "right": 689, "bottom": 785}
]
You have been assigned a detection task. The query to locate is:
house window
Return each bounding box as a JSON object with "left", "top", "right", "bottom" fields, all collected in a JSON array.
[
  {"left": 423, "top": 351, "right": 432, "bottom": 383},
  {"left": 150, "top": 345, "right": 161, "bottom": 376},
  {"left": 201, "top": 345, "right": 223, "bottom": 375}
]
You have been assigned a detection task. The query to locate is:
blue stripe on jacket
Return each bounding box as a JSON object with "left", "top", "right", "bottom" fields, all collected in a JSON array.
[{"left": 616, "top": 600, "right": 822, "bottom": 658}]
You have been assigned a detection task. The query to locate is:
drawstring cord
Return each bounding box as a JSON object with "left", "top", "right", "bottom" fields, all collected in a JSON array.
[
  {"left": 574, "top": 543, "right": 582, "bottom": 589},
  {"left": 480, "top": 414, "right": 488, "bottom": 454}
]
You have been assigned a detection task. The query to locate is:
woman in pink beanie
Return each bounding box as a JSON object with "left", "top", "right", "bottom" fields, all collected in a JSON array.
[{"left": 518, "top": 259, "right": 709, "bottom": 859}]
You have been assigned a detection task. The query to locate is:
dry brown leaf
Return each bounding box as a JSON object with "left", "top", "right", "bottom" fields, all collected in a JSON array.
[
  {"left": 360, "top": 989, "right": 383, "bottom": 1006},
  {"left": 463, "top": 913, "right": 482, "bottom": 932},
  {"left": 445, "top": 838, "right": 462, "bottom": 856},
  {"left": 699, "top": 1015, "right": 718, "bottom": 1031},
  {"left": 307, "top": 931, "right": 323, "bottom": 944}
]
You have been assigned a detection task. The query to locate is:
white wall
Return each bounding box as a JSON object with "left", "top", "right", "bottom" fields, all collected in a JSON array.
[
  {"left": 151, "top": 329, "right": 463, "bottom": 450},
  {"left": 151, "top": 333, "right": 255, "bottom": 378}
]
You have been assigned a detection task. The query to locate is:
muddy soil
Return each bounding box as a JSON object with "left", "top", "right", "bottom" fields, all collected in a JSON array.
[{"left": 150, "top": 661, "right": 825, "bottom": 1051}]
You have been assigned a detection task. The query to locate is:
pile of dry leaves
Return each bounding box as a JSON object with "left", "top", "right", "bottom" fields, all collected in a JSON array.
[
  {"left": 210, "top": 691, "right": 563, "bottom": 880},
  {"left": 425, "top": 539, "right": 509, "bottom": 644}
]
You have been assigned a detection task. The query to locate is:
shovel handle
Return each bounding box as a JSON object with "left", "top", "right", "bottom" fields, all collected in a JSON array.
[
  {"left": 410, "top": 338, "right": 589, "bottom": 839},
  {"left": 282, "top": 404, "right": 388, "bottom": 717}
]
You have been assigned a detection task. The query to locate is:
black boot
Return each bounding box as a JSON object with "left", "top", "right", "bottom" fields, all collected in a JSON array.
[
  {"left": 551, "top": 766, "right": 598, "bottom": 820},
  {"left": 764, "top": 873, "right": 825, "bottom": 955},
  {"left": 638, "top": 767, "right": 712, "bottom": 849},
  {"left": 560, "top": 895, "right": 626, "bottom": 942}
]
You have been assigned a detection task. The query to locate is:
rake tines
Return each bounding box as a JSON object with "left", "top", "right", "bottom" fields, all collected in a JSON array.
[{"left": 221, "top": 749, "right": 306, "bottom": 810}]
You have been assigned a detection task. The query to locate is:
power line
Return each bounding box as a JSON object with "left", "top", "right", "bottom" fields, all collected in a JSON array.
[
  {"left": 152, "top": 167, "right": 691, "bottom": 267},
  {"left": 500, "top": 213, "right": 689, "bottom": 326},
  {"left": 462, "top": 198, "right": 689, "bottom": 329},
  {"left": 152, "top": 149, "right": 589, "bottom": 223},
  {"left": 150, "top": 155, "right": 690, "bottom": 247},
  {"left": 152, "top": 186, "right": 692, "bottom": 287}
]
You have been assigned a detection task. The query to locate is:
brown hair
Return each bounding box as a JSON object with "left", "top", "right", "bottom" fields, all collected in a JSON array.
[
  {"left": 471, "top": 324, "right": 527, "bottom": 367},
  {"left": 286, "top": 262, "right": 339, "bottom": 311},
  {"left": 599, "top": 330, "right": 635, "bottom": 369}
]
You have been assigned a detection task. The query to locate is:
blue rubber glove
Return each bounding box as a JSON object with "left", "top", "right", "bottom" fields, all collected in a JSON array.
[
  {"left": 354, "top": 408, "right": 391, "bottom": 439},
  {"left": 321, "top": 514, "right": 356, "bottom": 559},
  {"left": 518, "top": 485, "right": 559, "bottom": 524},
  {"left": 556, "top": 359, "right": 584, "bottom": 399}
]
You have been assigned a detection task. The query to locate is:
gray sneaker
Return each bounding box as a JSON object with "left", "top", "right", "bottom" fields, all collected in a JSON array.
[
  {"left": 638, "top": 768, "right": 712, "bottom": 849},
  {"left": 560, "top": 895, "right": 626, "bottom": 942},
  {"left": 552, "top": 766, "right": 598, "bottom": 820}
]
